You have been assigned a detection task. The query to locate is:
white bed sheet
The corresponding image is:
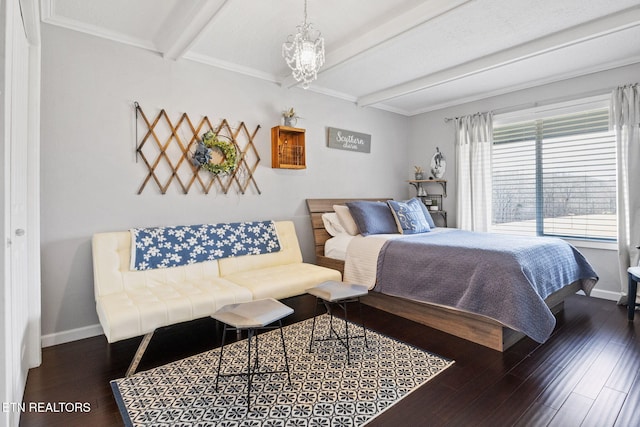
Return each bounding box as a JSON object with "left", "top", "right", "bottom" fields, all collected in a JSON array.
[{"left": 324, "top": 234, "right": 354, "bottom": 260}]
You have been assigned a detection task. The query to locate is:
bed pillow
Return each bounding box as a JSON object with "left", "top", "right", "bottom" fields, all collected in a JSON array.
[
  {"left": 333, "top": 205, "right": 360, "bottom": 236},
  {"left": 387, "top": 198, "right": 432, "bottom": 234},
  {"left": 345, "top": 201, "right": 399, "bottom": 236},
  {"left": 415, "top": 199, "right": 436, "bottom": 229},
  {"left": 321, "top": 212, "right": 346, "bottom": 236}
]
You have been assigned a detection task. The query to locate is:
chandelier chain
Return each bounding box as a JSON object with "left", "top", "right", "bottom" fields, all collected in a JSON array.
[{"left": 303, "top": 0, "right": 307, "bottom": 25}]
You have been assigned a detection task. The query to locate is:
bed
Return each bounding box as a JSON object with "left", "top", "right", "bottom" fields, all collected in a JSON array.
[{"left": 306, "top": 198, "right": 598, "bottom": 351}]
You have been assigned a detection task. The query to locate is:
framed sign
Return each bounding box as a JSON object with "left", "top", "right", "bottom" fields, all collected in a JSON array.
[{"left": 327, "top": 127, "right": 371, "bottom": 153}]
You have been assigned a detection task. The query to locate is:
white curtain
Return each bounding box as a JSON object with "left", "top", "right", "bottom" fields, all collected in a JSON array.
[
  {"left": 455, "top": 112, "right": 493, "bottom": 231},
  {"left": 610, "top": 84, "right": 640, "bottom": 304}
]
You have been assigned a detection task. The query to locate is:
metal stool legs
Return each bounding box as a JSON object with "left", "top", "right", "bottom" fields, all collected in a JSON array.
[
  {"left": 215, "top": 321, "right": 291, "bottom": 411},
  {"left": 309, "top": 296, "right": 368, "bottom": 364}
]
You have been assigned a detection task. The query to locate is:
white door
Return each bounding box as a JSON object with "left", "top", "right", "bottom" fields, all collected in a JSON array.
[
  {"left": 1, "top": 1, "right": 40, "bottom": 425},
  {"left": 9, "top": 0, "right": 30, "bottom": 391}
]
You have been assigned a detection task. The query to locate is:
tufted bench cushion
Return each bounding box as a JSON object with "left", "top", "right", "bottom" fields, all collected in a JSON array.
[
  {"left": 223, "top": 263, "right": 341, "bottom": 300},
  {"left": 96, "top": 277, "right": 253, "bottom": 343},
  {"left": 217, "top": 221, "right": 341, "bottom": 299}
]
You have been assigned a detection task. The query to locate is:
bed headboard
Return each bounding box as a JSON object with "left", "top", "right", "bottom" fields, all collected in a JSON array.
[{"left": 305, "top": 198, "right": 392, "bottom": 272}]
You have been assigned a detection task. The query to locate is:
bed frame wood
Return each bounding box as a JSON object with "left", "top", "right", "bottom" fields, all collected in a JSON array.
[{"left": 306, "top": 198, "right": 581, "bottom": 352}]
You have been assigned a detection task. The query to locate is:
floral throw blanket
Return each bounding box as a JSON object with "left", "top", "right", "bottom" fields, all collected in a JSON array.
[{"left": 130, "top": 221, "right": 281, "bottom": 271}]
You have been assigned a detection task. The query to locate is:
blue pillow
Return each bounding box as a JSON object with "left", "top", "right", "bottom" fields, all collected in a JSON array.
[
  {"left": 345, "top": 201, "right": 399, "bottom": 236},
  {"left": 387, "top": 198, "right": 432, "bottom": 234},
  {"left": 415, "top": 198, "right": 436, "bottom": 229}
]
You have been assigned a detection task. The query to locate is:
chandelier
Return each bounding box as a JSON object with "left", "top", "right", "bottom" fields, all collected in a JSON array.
[{"left": 282, "top": 0, "right": 325, "bottom": 89}]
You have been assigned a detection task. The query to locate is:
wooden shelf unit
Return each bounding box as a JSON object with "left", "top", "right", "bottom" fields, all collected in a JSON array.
[
  {"left": 408, "top": 179, "right": 447, "bottom": 197},
  {"left": 271, "top": 126, "right": 306, "bottom": 169}
]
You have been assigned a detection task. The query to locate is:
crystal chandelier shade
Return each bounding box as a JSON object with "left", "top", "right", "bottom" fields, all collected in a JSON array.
[{"left": 282, "top": 0, "right": 325, "bottom": 89}]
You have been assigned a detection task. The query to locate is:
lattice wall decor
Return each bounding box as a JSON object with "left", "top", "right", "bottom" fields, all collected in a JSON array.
[{"left": 135, "top": 103, "right": 261, "bottom": 195}]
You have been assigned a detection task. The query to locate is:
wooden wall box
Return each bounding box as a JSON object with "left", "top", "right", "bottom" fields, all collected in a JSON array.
[{"left": 271, "top": 126, "right": 306, "bottom": 169}]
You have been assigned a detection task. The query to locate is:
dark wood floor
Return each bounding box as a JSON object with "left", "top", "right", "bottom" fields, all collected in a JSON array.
[{"left": 21, "top": 294, "right": 640, "bottom": 427}]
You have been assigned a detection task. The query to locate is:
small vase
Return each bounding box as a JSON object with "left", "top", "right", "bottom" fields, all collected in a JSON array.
[
  {"left": 284, "top": 117, "right": 297, "bottom": 127},
  {"left": 415, "top": 173, "right": 424, "bottom": 180}
]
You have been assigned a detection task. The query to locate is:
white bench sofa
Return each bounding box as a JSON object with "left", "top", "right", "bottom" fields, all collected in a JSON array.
[{"left": 92, "top": 220, "right": 341, "bottom": 375}]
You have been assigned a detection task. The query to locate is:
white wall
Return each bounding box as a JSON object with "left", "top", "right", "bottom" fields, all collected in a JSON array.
[
  {"left": 39, "top": 24, "right": 410, "bottom": 343},
  {"left": 408, "top": 62, "right": 640, "bottom": 299}
]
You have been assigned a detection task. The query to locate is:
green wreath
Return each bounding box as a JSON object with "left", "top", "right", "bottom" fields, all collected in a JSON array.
[{"left": 200, "top": 130, "right": 238, "bottom": 175}]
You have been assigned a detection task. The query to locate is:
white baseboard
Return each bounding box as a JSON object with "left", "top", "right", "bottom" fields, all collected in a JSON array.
[
  {"left": 41, "top": 324, "right": 104, "bottom": 348},
  {"left": 589, "top": 288, "right": 621, "bottom": 302}
]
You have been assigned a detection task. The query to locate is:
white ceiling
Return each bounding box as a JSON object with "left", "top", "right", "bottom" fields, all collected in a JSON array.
[{"left": 40, "top": 0, "right": 640, "bottom": 116}]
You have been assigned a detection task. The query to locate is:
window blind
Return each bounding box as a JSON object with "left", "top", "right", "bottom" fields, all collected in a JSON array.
[{"left": 492, "top": 108, "right": 617, "bottom": 241}]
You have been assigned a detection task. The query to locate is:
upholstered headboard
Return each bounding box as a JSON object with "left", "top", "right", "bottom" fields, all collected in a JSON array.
[{"left": 305, "top": 198, "right": 392, "bottom": 273}]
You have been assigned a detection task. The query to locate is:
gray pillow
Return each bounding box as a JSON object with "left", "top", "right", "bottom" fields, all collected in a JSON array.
[{"left": 345, "top": 201, "right": 399, "bottom": 236}]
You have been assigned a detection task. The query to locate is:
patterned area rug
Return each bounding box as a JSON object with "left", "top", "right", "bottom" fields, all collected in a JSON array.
[{"left": 111, "top": 315, "right": 453, "bottom": 426}]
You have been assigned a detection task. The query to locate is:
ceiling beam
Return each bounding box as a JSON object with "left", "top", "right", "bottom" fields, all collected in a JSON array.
[
  {"left": 357, "top": 5, "right": 640, "bottom": 108},
  {"left": 281, "top": 0, "right": 472, "bottom": 88},
  {"left": 155, "top": 0, "right": 230, "bottom": 61}
]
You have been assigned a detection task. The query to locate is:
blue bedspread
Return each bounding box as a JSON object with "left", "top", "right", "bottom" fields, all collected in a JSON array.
[
  {"left": 130, "top": 221, "right": 281, "bottom": 271},
  {"left": 375, "top": 229, "right": 598, "bottom": 343}
]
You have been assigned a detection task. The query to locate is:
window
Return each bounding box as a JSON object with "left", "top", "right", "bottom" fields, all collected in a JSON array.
[{"left": 492, "top": 98, "right": 617, "bottom": 241}]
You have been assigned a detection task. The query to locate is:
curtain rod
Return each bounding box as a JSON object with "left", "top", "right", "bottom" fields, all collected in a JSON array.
[{"left": 442, "top": 84, "right": 638, "bottom": 123}]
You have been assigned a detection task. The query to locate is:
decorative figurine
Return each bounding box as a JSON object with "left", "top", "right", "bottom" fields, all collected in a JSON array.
[{"left": 430, "top": 147, "right": 446, "bottom": 179}]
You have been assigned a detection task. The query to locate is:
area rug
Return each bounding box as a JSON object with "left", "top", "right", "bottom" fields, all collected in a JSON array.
[{"left": 111, "top": 314, "right": 453, "bottom": 426}]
